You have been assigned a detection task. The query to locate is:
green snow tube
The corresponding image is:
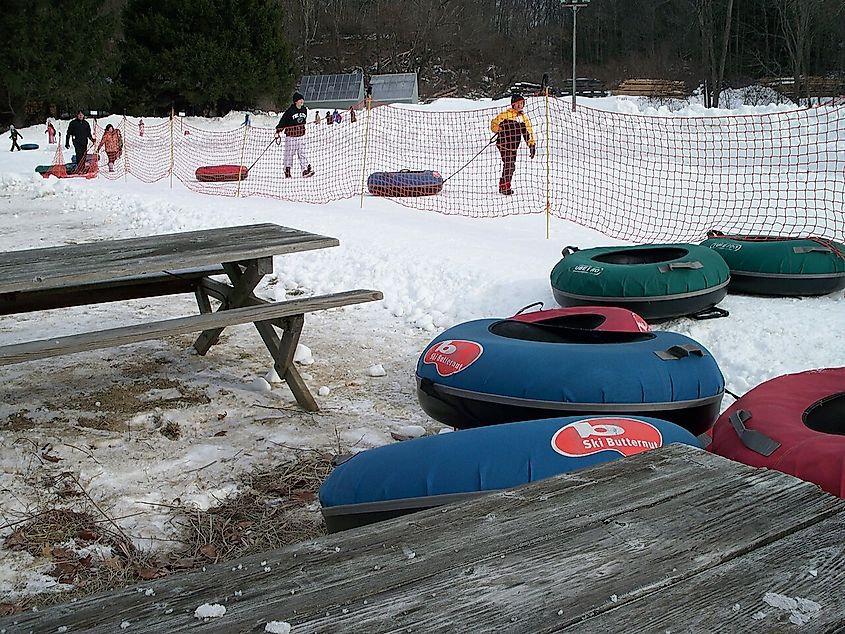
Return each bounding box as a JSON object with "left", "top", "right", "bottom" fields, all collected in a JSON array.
[
  {"left": 701, "top": 233, "right": 845, "bottom": 297},
  {"left": 550, "top": 244, "right": 730, "bottom": 322}
]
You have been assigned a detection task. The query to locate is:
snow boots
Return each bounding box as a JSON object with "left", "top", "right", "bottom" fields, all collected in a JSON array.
[
  {"left": 284, "top": 167, "right": 292, "bottom": 178},
  {"left": 302, "top": 165, "right": 314, "bottom": 177}
]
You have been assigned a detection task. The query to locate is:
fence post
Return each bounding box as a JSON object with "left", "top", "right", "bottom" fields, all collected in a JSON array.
[
  {"left": 236, "top": 120, "right": 250, "bottom": 197},
  {"left": 122, "top": 115, "right": 129, "bottom": 183},
  {"left": 169, "top": 106, "right": 175, "bottom": 189},
  {"left": 545, "top": 86, "right": 551, "bottom": 240},
  {"left": 359, "top": 96, "right": 373, "bottom": 209}
]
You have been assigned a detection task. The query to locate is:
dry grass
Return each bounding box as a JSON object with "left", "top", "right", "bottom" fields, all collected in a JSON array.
[
  {"left": 174, "top": 452, "right": 335, "bottom": 563},
  {"left": 0, "top": 452, "right": 337, "bottom": 611},
  {"left": 2, "top": 508, "right": 161, "bottom": 610}
]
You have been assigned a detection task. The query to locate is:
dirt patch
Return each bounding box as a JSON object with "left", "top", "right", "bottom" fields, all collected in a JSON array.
[
  {"left": 64, "top": 377, "right": 211, "bottom": 428},
  {"left": 1, "top": 410, "right": 39, "bottom": 431}
]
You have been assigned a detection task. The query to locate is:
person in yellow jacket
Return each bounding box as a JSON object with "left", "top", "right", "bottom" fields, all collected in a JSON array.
[{"left": 490, "top": 94, "right": 536, "bottom": 195}]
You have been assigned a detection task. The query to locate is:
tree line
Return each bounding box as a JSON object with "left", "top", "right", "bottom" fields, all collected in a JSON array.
[{"left": 2, "top": 0, "right": 843, "bottom": 126}]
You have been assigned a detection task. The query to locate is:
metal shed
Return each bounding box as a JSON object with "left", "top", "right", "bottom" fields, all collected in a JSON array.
[
  {"left": 298, "top": 72, "right": 365, "bottom": 110},
  {"left": 370, "top": 73, "right": 419, "bottom": 105}
]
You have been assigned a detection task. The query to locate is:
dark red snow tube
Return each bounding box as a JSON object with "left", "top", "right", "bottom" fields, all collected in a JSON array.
[
  {"left": 509, "top": 306, "right": 651, "bottom": 333},
  {"left": 708, "top": 367, "right": 845, "bottom": 498},
  {"left": 195, "top": 165, "right": 249, "bottom": 182}
]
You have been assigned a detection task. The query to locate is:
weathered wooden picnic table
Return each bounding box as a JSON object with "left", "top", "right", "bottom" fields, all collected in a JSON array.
[
  {"left": 0, "top": 223, "right": 382, "bottom": 411},
  {"left": 3, "top": 444, "right": 843, "bottom": 633}
]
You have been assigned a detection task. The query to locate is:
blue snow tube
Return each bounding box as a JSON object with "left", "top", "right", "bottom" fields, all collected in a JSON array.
[
  {"left": 20, "top": 143, "right": 39, "bottom": 150},
  {"left": 320, "top": 414, "right": 701, "bottom": 532},
  {"left": 416, "top": 319, "right": 724, "bottom": 435},
  {"left": 366, "top": 169, "right": 443, "bottom": 197}
]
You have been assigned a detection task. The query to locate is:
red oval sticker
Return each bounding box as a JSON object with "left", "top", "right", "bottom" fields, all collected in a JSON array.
[
  {"left": 423, "top": 340, "right": 483, "bottom": 377},
  {"left": 551, "top": 417, "right": 663, "bottom": 458}
]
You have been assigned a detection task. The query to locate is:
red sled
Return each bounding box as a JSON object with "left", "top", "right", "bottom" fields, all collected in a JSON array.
[
  {"left": 195, "top": 165, "right": 249, "bottom": 182},
  {"left": 366, "top": 170, "right": 443, "bottom": 197},
  {"left": 708, "top": 367, "right": 845, "bottom": 498},
  {"left": 510, "top": 305, "right": 651, "bottom": 333}
]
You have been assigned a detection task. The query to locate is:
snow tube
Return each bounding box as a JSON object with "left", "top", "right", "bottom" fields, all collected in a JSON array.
[
  {"left": 35, "top": 163, "right": 98, "bottom": 179},
  {"left": 195, "top": 165, "right": 249, "bottom": 182},
  {"left": 709, "top": 368, "right": 845, "bottom": 498},
  {"left": 701, "top": 233, "right": 845, "bottom": 296},
  {"left": 366, "top": 170, "right": 443, "bottom": 197},
  {"left": 19, "top": 143, "right": 39, "bottom": 150},
  {"left": 416, "top": 319, "right": 724, "bottom": 435},
  {"left": 320, "top": 415, "right": 701, "bottom": 532},
  {"left": 550, "top": 244, "right": 730, "bottom": 322},
  {"left": 510, "top": 305, "right": 650, "bottom": 333}
]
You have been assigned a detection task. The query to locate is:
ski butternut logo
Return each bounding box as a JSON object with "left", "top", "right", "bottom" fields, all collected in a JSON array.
[
  {"left": 551, "top": 418, "right": 663, "bottom": 458},
  {"left": 423, "top": 340, "right": 483, "bottom": 377}
]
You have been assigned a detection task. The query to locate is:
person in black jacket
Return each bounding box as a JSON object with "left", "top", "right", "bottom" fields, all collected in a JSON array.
[
  {"left": 65, "top": 110, "right": 95, "bottom": 173},
  {"left": 9, "top": 125, "right": 23, "bottom": 151},
  {"left": 275, "top": 92, "right": 313, "bottom": 178}
]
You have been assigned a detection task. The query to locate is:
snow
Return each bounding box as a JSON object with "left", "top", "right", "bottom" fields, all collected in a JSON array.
[
  {"left": 762, "top": 592, "right": 822, "bottom": 625},
  {"left": 194, "top": 603, "right": 227, "bottom": 619},
  {"left": 0, "top": 94, "right": 843, "bottom": 605},
  {"left": 265, "top": 622, "right": 292, "bottom": 634}
]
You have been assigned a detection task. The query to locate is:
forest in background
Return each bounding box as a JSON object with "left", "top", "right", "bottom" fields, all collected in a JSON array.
[{"left": 1, "top": 0, "right": 844, "bottom": 124}]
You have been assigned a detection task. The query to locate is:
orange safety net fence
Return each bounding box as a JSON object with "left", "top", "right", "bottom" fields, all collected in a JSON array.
[{"left": 48, "top": 97, "right": 844, "bottom": 243}]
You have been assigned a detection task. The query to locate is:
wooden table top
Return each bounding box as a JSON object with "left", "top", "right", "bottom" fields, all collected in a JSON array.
[
  {"left": 0, "top": 223, "right": 338, "bottom": 294},
  {"left": 4, "top": 444, "right": 844, "bottom": 633}
]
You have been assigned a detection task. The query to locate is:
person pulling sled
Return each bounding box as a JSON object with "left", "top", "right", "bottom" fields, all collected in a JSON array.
[
  {"left": 275, "top": 91, "right": 313, "bottom": 178},
  {"left": 490, "top": 94, "right": 536, "bottom": 195}
]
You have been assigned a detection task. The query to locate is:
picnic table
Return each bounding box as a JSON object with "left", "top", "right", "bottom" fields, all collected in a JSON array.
[
  {"left": 0, "top": 223, "right": 382, "bottom": 411},
  {"left": 3, "top": 444, "right": 844, "bottom": 633}
]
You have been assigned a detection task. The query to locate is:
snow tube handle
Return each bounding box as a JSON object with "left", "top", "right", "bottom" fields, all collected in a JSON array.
[
  {"left": 729, "top": 409, "right": 781, "bottom": 457},
  {"left": 561, "top": 245, "right": 580, "bottom": 258},
  {"left": 513, "top": 302, "right": 544, "bottom": 315},
  {"left": 658, "top": 261, "right": 703, "bottom": 273},
  {"left": 654, "top": 344, "right": 704, "bottom": 360},
  {"left": 793, "top": 245, "right": 832, "bottom": 254}
]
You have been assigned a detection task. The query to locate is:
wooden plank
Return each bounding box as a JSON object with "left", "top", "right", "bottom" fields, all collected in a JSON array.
[
  {"left": 0, "top": 265, "right": 225, "bottom": 315},
  {"left": 0, "top": 290, "right": 382, "bottom": 365},
  {"left": 4, "top": 446, "right": 841, "bottom": 633},
  {"left": 0, "top": 224, "right": 339, "bottom": 294},
  {"left": 563, "top": 514, "right": 845, "bottom": 633}
]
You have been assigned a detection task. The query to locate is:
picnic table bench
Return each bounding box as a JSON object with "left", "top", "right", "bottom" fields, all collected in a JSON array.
[
  {"left": 0, "top": 223, "right": 382, "bottom": 412},
  {"left": 4, "top": 444, "right": 844, "bottom": 633}
]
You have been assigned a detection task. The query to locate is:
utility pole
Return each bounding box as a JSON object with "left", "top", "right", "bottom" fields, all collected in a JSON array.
[{"left": 560, "top": 0, "right": 591, "bottom": 111}]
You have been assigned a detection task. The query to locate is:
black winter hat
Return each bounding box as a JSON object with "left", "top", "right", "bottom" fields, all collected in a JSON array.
[
  {"left": 292, "top": 91, "right": 305, "bottom": 102},
  {"left": 511, "top": 93, "right": 525, "bottom": 104}
]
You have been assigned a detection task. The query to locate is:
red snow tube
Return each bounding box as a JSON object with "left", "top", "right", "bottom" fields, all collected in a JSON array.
[
  {"left": 195, "top": 165, "right": 248, "bottom": 182},
  {"left": 708, "top": 367, "right": 845, "bottom": 498},
  {"left": 510, "top": 305, "right": 650, "bottom": 333}
]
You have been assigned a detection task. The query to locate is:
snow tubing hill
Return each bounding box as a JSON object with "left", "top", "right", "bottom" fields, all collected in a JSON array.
[
  {"left": 20, "top": 143, "right": 39, "bottom": 150},
  {"left": 195, "top": 165, "right": 249, "bottom": 182},
  {"left": 416, "top": 319, "right": 724, "bottom": 435},
  {"left": 708, "top": 368, "right": 845, "bottom": 498},
  {"left": 550, "top": 244, "right": 730, "bottom": 321},
  {"left": 509, "top": 305, "right": 651, "bottom": 333},
  {"left": 701, "top": 234, "right": 845, "bottom": 296},
  {"left": 320, "top": 415, "right": 701, "bottom": 532},
  {"left": 366, "top": 170, "right": 443, "bottom": 197}
]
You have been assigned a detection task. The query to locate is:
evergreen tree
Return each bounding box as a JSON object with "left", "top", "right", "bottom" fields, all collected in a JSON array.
[
  {"left": 121, "top": 0, "right": 295, "bottom": 115},
  {"left": 0, "top": 0, "right": 118, "bottom": 126}
]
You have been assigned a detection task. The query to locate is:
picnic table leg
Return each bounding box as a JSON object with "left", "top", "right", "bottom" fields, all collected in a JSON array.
[
  {"left": 254, "top": 314, "right": 319, "bottom": 412},
  {"left": 193, "top": 258, "right": 271, "bottom": 355}
]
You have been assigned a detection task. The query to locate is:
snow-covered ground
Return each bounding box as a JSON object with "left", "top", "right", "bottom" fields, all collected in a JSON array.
[{"left": 0, "top": 95, "right": 843, "bottom": 603}]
